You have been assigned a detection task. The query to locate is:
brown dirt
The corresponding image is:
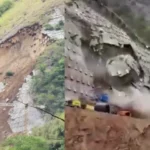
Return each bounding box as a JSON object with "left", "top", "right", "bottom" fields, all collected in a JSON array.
[
  {"left": 65, "top": 107, "right": 150, "bottom": 150},
  {"left": 0, "top": 23, "right": 49, "bottom": 142}
]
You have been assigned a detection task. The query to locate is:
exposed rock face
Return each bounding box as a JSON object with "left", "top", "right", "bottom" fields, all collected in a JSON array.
[
  {"left": 42, "top": 7, "right": 64, "bottom": 39},
  {"left": 65, "top": 1, "right": 150, "bottom": 149},
  {"left": 65, "top": 0, "right": 150, "bottom": 98},
  {"left": 8, "top": 75, "right": 45, "bottom": 133}
]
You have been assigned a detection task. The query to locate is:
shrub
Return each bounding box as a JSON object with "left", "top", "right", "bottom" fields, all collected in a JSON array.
[
  {"left": 54, "top": 20, "right": 64, "bottom": 30},
  {"left": 6, "top": 71, "right": 14, "bottom": 77},
  {"left": 32, "top": 116, "right": 64, "bottom": 150},
  {"left": 59, "top": 20, "right": 64, "bottom": 26},
  {"left": 55, "top": 24, "right": 62, "bottom": 30},
  {"left": 31, "top": 40, "right": 64, "bottom": 114},
  {"left": 2, "top": 135, "right": 49, "bottom": 150},
  {"left": 0, "top": 0, "right": 13, "bottom": 17},
  {"left": 44, "top": 24, "right": 54, "bottom": 31}
]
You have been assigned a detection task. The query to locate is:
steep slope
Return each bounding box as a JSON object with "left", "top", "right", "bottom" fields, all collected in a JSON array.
[
  {"left": 0, "top": 0, "right": 65, "bottom": 142},
  {"left": 102, "top": 0, "right": 150, "bottom": 21},
  {"left": 65, "top": 0, "right": 150, "bottom": 114},
  {"left": 7, "top": 7, "right": 64, "bottom": 135},
  {"left": 65, "top": 0, "right": 150, "bottom": 149},
  {"left": 0, "top": 23, "right": 49, "bottom": 141},
  {"left": 99, "top": 0, "right": 150, "bottom": 44},
  {"left": 0, "top": 24, "right": 49, "bottom": 100}
]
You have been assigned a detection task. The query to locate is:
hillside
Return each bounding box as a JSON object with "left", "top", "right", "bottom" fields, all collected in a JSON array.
[
  {"left": 103, "top": 0, "right": 150, "bottom": 20},
  {"left": 0, "top": 0, "right": 65, "bottom": 144},
  {"left": 102, "top": 0, "right": 150, "bottom": 44},
  {"left": 0, "top": 23, "right": 49, "bottom": 141},
  {"left": 0, "top": 0, "right": 64, "bottom": 42}
]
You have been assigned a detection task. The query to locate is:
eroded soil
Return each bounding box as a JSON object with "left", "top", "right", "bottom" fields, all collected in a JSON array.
[
  {"left": 65, "top": 107, "right": 150, "bottom": 150},
  {"left": 0, "top": 24, "right": 49, "bottom": 141}
]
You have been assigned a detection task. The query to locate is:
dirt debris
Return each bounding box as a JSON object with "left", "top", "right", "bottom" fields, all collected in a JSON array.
[{"left": 65, "top": 107, "right": 150, "bottom": 150}]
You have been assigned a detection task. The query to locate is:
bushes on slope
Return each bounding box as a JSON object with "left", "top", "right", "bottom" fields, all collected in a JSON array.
[
  {"left": 0, "top": 0, "right": 13, "bottom": 17},
  {"left": 31, "top": 40, "right": 64, "bottom": 114},
  {"left": 32, "top": 114, "right": 64, "bottom": 150},
  {"left": 2, "top": 136, "right": 49, "bottom": 150}
]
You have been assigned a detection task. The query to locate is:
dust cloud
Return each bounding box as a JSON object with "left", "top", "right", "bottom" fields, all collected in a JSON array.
[
  {"left": 109, "top": 86, "right": 150, "bottom": 118},
  {"left": 85, "top": 52, "right": 150, "bottom": 118}
]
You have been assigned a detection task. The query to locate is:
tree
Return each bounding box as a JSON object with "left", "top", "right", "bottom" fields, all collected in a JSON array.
[
  {"left": 0, "top": 1, "right": 13, "bottom": 17},
  {"left": 31, "top": 40, "right": 65, "bottom": 114},
  {"left": 32, "top": 114, "right": 64, "bottom": 150}
]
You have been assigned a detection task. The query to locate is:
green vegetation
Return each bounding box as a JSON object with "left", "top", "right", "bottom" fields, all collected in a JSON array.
[
  {"left": 1, "top": 40, "right": 65, "bottom": 149},
  {"left": 0, "top": 0, "right": 65, "bottom": 38},
  {"left": 32, "top": 113, "right": 64, "bottom": 150},
  {"left": 44, "top": 24, "right": 54, "bottom": 31},
  {"left": 0, "top": 0, "right": 13, "bottom": 17},
  {"left": 55, "top": 20, "right": 64, "bottom": 30},
  {"left": 0, "top": 0, "right": 67, "bottom": 149},
  {"left": 55, "top": 24, "right": 62, "bottom": 30},
  {"left": 44, "top": 20, "right": 64, "bottom": 31},
  {"left": 58, "top": 20, "right": 64, "bottom": 26},
  {"left": 31, "top": 40, "right": 64, "bottom": 114},
  {"left": 2, "top": 136, "right": 49, "bottom": 150},
  {"left": 6, "top": 71, "right": 14, "bottom": 76},
  {"left": 1, "top": 114, "right": 64, "bottom": 150},
  {"left": 114, "top": 4, "right": 150, "bottom": 44}
]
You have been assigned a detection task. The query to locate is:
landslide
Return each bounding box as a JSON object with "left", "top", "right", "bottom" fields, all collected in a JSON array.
[
  {"left": 65, "top": 0, "right": 150, "bottom": 150},
  {"left": 0, "top": 0, "right": 66, "bottom": 143},
  {"left": 0, "top": 23, "right": 49, "bottom": 141},
  {"left": 65, "top": 107, "right": 150, "bottom": 150}
]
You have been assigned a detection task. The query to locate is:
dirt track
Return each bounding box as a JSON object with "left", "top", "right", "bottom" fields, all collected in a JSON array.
[{"left": 65, "top": 107, "right": 150, "bottom": 150}]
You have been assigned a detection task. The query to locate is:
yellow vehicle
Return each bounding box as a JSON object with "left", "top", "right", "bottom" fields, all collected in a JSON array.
[
  {"left": 66, "top": 99, "right": 81, "bottom": 107},
  {"left": 72, "top": 99, "right": 81, "bottom": 107},
  {"left": 66, "top": 99, "right": 94, "bottom": 110},
  {"left": 86, "top": 104, "right": 94, "bottom": 110},
  {"left": 66, "top": 99, "right": 132, "bottom": 117}
]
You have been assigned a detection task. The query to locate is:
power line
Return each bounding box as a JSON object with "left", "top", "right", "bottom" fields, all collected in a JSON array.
[
  {"left": 15, "top": 100, "right": 65, "bottom": 122},
  {"left": 34, "top": 106, "right": 65, "bottom": 122},
  {"left": 45, "top": 138, "right": 64, "bottom": 141}
]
